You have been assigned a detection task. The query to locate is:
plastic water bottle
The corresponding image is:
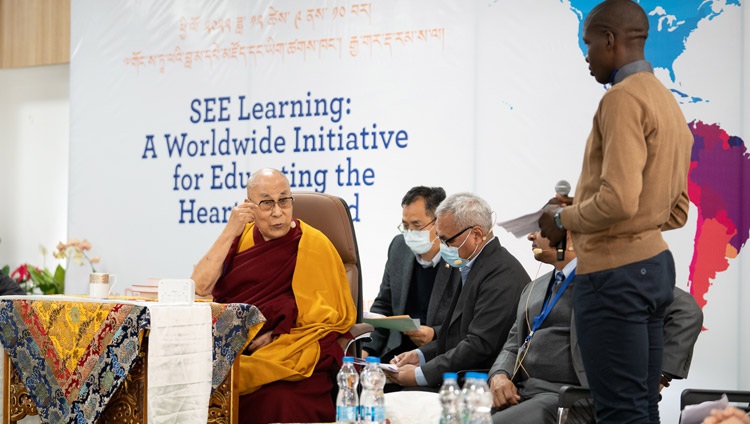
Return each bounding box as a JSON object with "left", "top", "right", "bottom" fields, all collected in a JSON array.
[
  {"left": 360, "top": 356, "right": 386, "bottom": 424},
  {"left": 465, "top": 372, "right": 493, "bottom": 424},
  {"left": 438, "top": 372, "right": 462, "bottom": 424},
  {"left": 461, "top": 372, "right": 479, "bottom": 423},
  {"left": 336, "top": 356, "right": 359, "bottom": 424}
]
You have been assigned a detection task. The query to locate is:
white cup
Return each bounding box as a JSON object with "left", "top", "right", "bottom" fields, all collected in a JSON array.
[{"left": 89, "top": 273, "right": 117, "bottom": 299}]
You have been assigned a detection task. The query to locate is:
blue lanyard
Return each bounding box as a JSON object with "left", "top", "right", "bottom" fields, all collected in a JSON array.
[{"left": 525, "top": 270, "right": 576, "bottom": 342}]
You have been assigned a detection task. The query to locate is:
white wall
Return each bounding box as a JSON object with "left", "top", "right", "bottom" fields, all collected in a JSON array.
[{"left": 0, "top": 65, "right": 69, "bottom": 271}]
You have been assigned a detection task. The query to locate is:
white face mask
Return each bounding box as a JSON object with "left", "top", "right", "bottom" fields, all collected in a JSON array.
[{"left": 403, "top": 230, "right": 436, "bottom": 255}]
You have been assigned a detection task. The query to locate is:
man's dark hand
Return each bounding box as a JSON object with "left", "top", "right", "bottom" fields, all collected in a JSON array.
[
  {"left": 539, "top": 203, "right": 566, "bottom": 246},
  {"left": 553, "top": 193, "right": 574, "bottom": 207}
]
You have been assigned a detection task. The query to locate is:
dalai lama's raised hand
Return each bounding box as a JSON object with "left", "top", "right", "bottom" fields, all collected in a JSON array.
[{"left": 227, "top": 200, "right": 259, "bottom": 236}]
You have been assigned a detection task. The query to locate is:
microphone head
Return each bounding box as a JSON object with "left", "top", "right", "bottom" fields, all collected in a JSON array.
[
  {"left": 532, "top": 248, "right": 544, "bottom": 255},
  {"left": 555, "top": 180, "right": 571, "bottom": 197}
]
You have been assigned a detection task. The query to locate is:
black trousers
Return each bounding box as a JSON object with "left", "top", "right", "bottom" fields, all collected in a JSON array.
[{"left": 573, "top": 250, "right": 675, "bottom": 424}]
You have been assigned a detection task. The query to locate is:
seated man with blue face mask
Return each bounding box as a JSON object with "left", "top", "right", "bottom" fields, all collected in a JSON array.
[
  {"left": 364, "top": 186, "right": 459, "bottom": 363},
  {"left": 386, "top": 192, "right": 530, "bottom": 389}
]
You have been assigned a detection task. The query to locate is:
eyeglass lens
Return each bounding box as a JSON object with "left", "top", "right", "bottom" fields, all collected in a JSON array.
[
  {"left": 440, "top": 226, "right": 474, "bottom": 245},
  {"left": 256, "top": 196, "right": 294, "bottom": 211}
]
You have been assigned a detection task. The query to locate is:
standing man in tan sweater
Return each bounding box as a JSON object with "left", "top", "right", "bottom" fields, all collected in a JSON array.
[{"left": 538, "top": 1, "right": 693, "bottom": 423}]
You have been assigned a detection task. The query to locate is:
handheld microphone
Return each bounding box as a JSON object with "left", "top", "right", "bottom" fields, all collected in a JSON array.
[
  {"left": 555, "top": 180, "right": 571, "bottom": 261},
  {"left": 555, "top": 180, "right": 571, "bottom": 197}
]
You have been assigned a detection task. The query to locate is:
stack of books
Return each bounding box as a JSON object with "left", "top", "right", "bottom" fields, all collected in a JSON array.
[
  {"left": 126, "top": 278, "right": 159, "bottom": 299},
  {"left": 124, "top": 279, "right": 213, "bottom": 302}
]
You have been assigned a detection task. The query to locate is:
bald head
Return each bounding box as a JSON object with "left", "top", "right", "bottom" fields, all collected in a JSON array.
[
  {"left": 247, "top": 168, "right": 289, "bottom": 191},
  {"left": 584, "top": 0, "right": 649, "bottom": 50}
]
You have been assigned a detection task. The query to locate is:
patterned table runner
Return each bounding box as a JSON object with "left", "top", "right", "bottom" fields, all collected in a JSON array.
[{"left": 0, "top": 297, "right": 264, "bottom": 423}]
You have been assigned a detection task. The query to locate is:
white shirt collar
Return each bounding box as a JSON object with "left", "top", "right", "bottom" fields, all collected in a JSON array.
[{"left": 415, "top": 251, "right": 441, "bottom": 268}]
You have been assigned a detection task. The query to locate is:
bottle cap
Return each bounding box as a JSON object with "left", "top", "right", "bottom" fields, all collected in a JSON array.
[
  {"left": 342, "top": 356, "right": 354, "bottom": 363},
  {"left": 443, "top": 372, "right": 458, "bottom": 380},
  {"left": 366, "top": 356, "right": 381, "bottom": 363}
]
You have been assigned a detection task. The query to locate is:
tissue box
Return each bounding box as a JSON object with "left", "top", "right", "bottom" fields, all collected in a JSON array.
[{"left": 158, "top": 279, "right": 196, "bottom": 304}]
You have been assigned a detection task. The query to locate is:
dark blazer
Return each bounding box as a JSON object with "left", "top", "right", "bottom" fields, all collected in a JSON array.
[
  {"left": 364, "top": 235, "right": 457, "bottom": 359},
  {"left": 0, "top": 271, "right": 25, "bottom": 296},
  {"left": 420, "top": 237, "right": 530, "bottom": 385},
  {"left": 489, "top": 269, "right": 702, "bottom": 388}
]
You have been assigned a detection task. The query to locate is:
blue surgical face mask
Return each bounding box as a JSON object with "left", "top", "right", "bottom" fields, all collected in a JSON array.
[
  {"left": 439, "top": 231, "right": 477, "bottom": 268},
  {"left": 403, "top": 230, "right": 436, "bottom": 255}
]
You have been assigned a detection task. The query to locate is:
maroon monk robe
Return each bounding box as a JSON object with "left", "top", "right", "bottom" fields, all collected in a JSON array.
[
  {"left": 213, "top": 220, "right": 341, "bottom": 424},
  {"left": 212, "top": 222, "right": 300, "bottom": 336}
]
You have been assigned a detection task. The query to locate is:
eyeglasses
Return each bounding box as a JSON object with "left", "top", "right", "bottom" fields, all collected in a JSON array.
[
  {"left": 438, "top": 226, "right": 475, "bottom": 246},
  {"left": 397, "top": 218, "right": 436, "bottom": 234},
  {"left": 250, "top": 196, "right": 294, "bottom": 212}
]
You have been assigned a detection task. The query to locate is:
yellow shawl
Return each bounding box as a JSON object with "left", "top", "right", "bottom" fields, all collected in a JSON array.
[{"left": 236, "top": 220, "right": 356, "bottom": 394}]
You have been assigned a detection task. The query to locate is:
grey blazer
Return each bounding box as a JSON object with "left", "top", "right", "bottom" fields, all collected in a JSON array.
[
  {"left": 489, "top": 270, "right": 703, "bottom": 387},
  {"left": 420, "top": 238, "right": 530, "bottom": 386},
  {"left": 364, "top": 235, "right": 458, "bottom": 359},
  {"left": 662, "top": 286, "right": 703, "bottom": 379},
  {"left": 489, "top": 271, "right": 588, "bottom": 387}
]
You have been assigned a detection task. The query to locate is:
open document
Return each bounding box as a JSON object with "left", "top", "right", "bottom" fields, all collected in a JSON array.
[
  {"left": 363, "top": 311, "right": 420, "bottom": 332},
  {"left": 353, "top": 357, "right": 398, "bottom": 372},
  {"left": 496, "top": 208, "right": 543, "bottom": 238}
]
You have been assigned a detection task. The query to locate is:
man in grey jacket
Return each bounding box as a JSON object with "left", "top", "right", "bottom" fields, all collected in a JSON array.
[{"left": 488, "top": 230, "right": 703, "bottom": 423}]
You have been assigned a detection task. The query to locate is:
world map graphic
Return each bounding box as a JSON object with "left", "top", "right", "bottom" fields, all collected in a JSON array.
[{"left": 566, "top": 0, "right": 749, "bottom": 310}]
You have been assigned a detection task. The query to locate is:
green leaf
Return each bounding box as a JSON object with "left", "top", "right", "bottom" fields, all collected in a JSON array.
[
  {"left": 54, "top": 265, "right": 65, "bottom": 285},
  {"left": 28, "top": 267, "right": 64, "bottom": 295},
  {"left": 54, "top": 265, "right": 66, "bottom": 294}
]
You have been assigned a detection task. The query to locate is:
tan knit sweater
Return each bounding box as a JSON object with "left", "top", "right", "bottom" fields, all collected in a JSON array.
[{"left": 561, "top": 71, "right": 693, "bottom": 274}]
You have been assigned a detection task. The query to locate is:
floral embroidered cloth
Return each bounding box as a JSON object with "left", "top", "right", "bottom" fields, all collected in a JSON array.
[{"left": 0, "top": 296, "right": 264, "bottom": 423}]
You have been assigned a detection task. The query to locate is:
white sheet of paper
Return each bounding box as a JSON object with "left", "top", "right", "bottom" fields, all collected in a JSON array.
[
  {"left": 679, "top": 394, "right": 729, "bottom": 424},
  {"left": 496, "top": 209, "right": 544, "bottom": 238},
  {"left": 353, "top": 357, "right": 398, "bottom": 372},
  {"left": 363, "top": 311, "right": 387, "bottom": 319}
]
